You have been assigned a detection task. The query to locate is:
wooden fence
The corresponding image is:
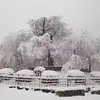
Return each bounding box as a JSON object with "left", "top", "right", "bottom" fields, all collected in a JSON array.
[{"left": 0, "top": 73, "right": 100, "bottom": 88}]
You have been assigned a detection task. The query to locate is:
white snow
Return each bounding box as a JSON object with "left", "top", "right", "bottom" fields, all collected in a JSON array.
[
  {"left": 90, "top": 71, "right": 100, "bottom": 76},
  {"left": 67, "top": 70, "right": 85, "bottom": 76},
  {"left": 42, "top": 70, "right": 60, "bottom": 76},
  {"left": 15, "top": 69, "right": 34, "bottom": 76},
  {"left": 34, "top": 66, "right": 45, "bottom": 72},
  {"left": 0, "top": 84, "right": 100, "bottom": 100},
  {"left": 0, "top": 84, "right": 58, "bottom": 100},
  {"left": 0, "top": 68, "right": 14, "bottom": 74}
]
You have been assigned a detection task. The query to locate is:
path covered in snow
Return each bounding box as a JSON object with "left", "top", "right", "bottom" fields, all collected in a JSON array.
[{"left": 0, "top": 85, "right": 100, "bottom": 100}]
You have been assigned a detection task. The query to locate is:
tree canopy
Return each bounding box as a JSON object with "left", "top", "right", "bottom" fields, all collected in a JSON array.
[{"left": 0, "top": 16, "right": 100, "bottom": 72}]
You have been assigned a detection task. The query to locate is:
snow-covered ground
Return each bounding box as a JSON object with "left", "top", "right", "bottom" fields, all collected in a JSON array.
[{"left": 0, "top": 84, "right": 100, "bottom": 100}]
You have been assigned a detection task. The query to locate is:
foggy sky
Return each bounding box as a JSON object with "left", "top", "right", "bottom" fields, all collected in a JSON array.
[{"left": 0, "top": 0, "right": 100, "bottom": 43}]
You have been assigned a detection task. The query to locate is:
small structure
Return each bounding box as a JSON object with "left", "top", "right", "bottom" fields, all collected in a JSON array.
[
  {"left": 41, "top": 70, "right": 60, "bottom": 85},
  {"left": 34, "top": 66, "right": 45, "bottom": 76},
  {"left": 0, "top": 68, "right": 14, "bottom": 81},
  {"left": 66, "top": 70, "right": 86, "bottom": 86},
  {"left": 15, "top": 69, "right": 34, "bottom": 83},
  {"left": 45, "top": 67, "right": 62, "bottom": 71}
]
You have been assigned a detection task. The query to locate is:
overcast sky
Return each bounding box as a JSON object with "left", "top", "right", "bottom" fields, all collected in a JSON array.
[{"left": 0, "top": 0, "right": 100, "bottom": 43}]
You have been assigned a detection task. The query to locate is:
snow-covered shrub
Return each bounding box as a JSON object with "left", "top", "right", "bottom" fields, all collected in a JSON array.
[
  {"left": 0, "top": 68, "right": 14, "bottom": 75},
  {"left": 67, "top": 70, "right": 85, "bottom": 76},
  {"left": 89, "top": 71, "right": 100, "bottom": 85},
  {"left": 61, "top": 69, "right": 86, "bottom": 86},
  {"left": 90, "top": 71, "right": 100, "bottom": 76},
  {"left": 34, "top": 66, "right": 45, "bottom": 76},
  {"left": 41, "top": 70, "right": 60, "bottom": 76},
  {"left": 15, "top": 69, "right": 34, "bottom": 76},
  {"left": 15, "top": 69, "right": 34, "bottom": 82},
  {"left": 41, "top": 70, "right": 60, "bottom": 85},
  {"left": 67, "top": 70, "right": 86, "bottom": 86},
  {"left": 0, "top": 68, "right": 14, "bottom": 81}
]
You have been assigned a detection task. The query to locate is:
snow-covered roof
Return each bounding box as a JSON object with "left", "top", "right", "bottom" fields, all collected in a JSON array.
[
  {"left": 15, "top": 69, "right": 34, "bottom": 76},
  {"left": 41, "top": 70, "right": 60, "bottom": 76},
  {"left": 90, "top": 71, "right": 100, "bottom": 76},
  {"left": 67, "top": 70, "right": 85, "bottom": 76},
  {"left": 34, "top": 66, "right": 45, "bottom": 72},
  {"left": 0, "top": 68, "right": 14, "bottom": 74}
]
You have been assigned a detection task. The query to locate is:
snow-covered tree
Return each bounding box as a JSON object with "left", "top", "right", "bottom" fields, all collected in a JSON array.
[
  {"left": 70, "top": 54, "right": 83, "bottom": 69},
  {"left": 28, "top": 16, "right": 71, "bottom": 43},
  {"left": 74, "top": 34, "right": 100, "bottom": 72},
  {"left": 66, "top": 33, "right": 100, "bottom": 72},
  {"left": 61, "top": 54, "right": 83, "bottom": 73},
  {"left": 18, "top": 33, "right": 52, "bottom": 67},
  {"left": 61, "top": 61, "right": 72, "bottom": 74},
  {"left": 1, "top": 16, "right": 100, "bottom": 72},
  {"left": 28, "top": 16, "right": 72, "bottom": 66},
  {"left": 58, "top": 32, "right": 100, "bottom": 72},
  {"left": 0, "top": 30, "right": 33, "bottom": 71}
]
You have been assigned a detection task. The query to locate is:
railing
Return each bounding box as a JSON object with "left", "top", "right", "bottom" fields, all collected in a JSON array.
[{"left": 0, "top": 73, "right": 100, "bottom": 88}]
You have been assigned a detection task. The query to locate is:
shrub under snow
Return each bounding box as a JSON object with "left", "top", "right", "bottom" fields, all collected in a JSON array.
[
  {"left": 41, "top": 70, "right": 60, "bottom": 85},
  {"left": 0, "top": 68, "right": 14, "bottom": 75},
  {"left": 90, "top": 71, "right": 100, "bottom": 76},
  {"left": 34, "top": 66, "right": 46, "bottom": 76},
  {"left": 34, "top": 66, "right": 45, "bottom": 72},
  {"left": 41, "top": 70, "right": 60, "bottom": 76},
  {"left": 67, "top": 70, "right": 85, "bottom": 76},
  {"left": 15, "top": 69, "right": 34, "bottom": 77},
  {"left": 15, "top": 69, "right": 34, "bottom": 83}
]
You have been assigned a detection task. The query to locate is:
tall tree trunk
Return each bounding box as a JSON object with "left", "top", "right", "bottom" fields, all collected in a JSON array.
[
  {"left": 50, "top": 35, "right": 53, "bottom": 41},
  {"left": 48, "top": 51, "right": 54, "bottom": 66},
  {"left": 74, "top": 49, "right": 76, "bottom": 54},
  {"left": 87, "top": 57, "right": 92, "bottom": 72},
  {"left": 88, "top": 64, "right": 91, "bottom": 72},
  {"left": 88, "top": 59, "right": 92, "bottom": 72},
  {"left": 42, "top": 17, "right": 46, "bottom": 35}
]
